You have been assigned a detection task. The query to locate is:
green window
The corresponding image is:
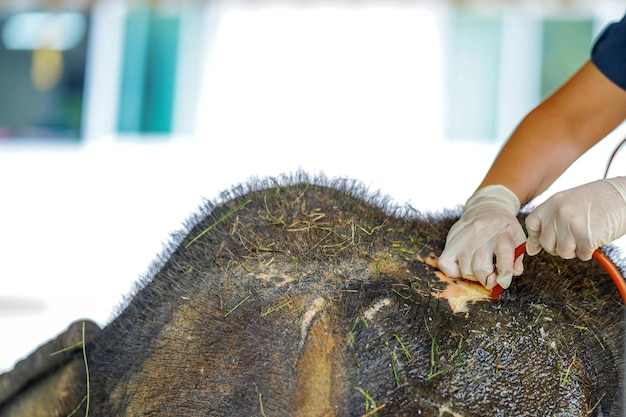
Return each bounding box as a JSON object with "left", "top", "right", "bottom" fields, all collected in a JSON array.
[
  {"left": 117, "top": 9, "right": 180, "bottom": 134},
  {"left": 444, "top": 11, "right": 502, "bottom": 141},
  {"left": 540, "top": 18, "right": 593, "bottom": 99}
]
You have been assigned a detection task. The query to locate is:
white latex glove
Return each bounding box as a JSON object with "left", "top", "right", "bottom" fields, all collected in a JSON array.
[
  {"left": 525, "top": 177, "right": 626, "bottom": 261},
  {"left": 439, "top": 185, "right": 526, "bottom": 290}
]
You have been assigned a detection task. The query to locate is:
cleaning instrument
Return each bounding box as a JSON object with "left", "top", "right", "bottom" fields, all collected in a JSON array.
[{"left": 490, "top": 242, "right": 626, "bottom": 304}]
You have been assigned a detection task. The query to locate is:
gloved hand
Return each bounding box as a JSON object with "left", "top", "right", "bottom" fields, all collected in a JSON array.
[
  {"left": 439, "top": 185, "right": 526, "bottom": 290},
  {"left": 525, "top": 176, "right": 626, "bottom": 260}
]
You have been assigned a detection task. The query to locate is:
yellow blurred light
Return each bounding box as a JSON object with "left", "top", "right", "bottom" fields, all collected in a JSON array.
[{"left": 31, "top": 46, "right": 64, "bottom": 91}]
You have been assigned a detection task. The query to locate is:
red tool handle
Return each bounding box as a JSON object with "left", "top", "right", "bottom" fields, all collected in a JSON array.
[
  {"left": 490, "top": 242, "right": 626, "bottom": 304},
  {"left": 490, "top": 242, "right": 526, "bottom": 300}
]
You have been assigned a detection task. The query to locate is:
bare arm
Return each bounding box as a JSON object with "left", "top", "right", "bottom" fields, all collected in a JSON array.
[{"left": 479, "top": 60, "right": 626, "bottom": 206}]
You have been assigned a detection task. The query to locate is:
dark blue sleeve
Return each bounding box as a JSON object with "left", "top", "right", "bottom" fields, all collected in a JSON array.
[{"left": 591, "top": 12, "right": 626, "bottom": 90}]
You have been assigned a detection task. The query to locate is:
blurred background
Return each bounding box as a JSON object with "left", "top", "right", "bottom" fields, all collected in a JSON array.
[{"left": 1, "top": 0, "right": 626, "bottom": 372}]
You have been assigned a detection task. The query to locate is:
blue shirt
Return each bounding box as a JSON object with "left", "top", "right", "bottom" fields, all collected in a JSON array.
[{"left": 592, "top": 13, "right": 626, "bottom": 90}]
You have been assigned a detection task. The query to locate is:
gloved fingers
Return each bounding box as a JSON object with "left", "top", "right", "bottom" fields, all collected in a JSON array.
[
  {"left": 458, "top": 252, "right": 481, "bottom": 282},
  {"left": 574, "top": 243, "right": 595, "bottom": 261},
  {"left": 495, "top": 272, "right": 512, "bottom": 289},
  {"left": 472, "top": 240, "right": 514, "bottom": 290},
  {"left": 438, "top": 218, "right": 466, "bottom": 278},
  {"left": 493, "top": 233, "right": 516, "bottom": 289},
  {"left": 440, "top": 242, "right": 493, "bottom": 284},
  {"left": 524, "top": 178, "right": 626, "bottom": 262},
  {"left": 526, "top": 207, "right": 559, "bottom": 256},
  {"left": 471, "top": 250, "right": 497, "bottom": 290},
  {"left": 527, "top": 221, "right": 594, "bottom": 261},
  {"left": 526, "top": 238, "right": 542, "bottom": 256},
  {"left": 538, "top": 230, "right": 558, "bottom": 256},
  {"left": 441, "top": 223, "right": 526, "bottom": 290},
  {"left": 439, "top": 221, "right": 484, "bottom": 281},
  {"left": 570, "top": 216, "right": 595, "bottom": 260},
  {"left": 524, "top": 211, "right": 542, "bottom": 256},
  {"left": 437, "top": 248, "right": 462, "bottom": 278},
  {"left": 513, "top": 254, "right": 524, "bottom": 276},
  {"left": 527, "top": 205, "right": 586, "bottom": 259},
  {"left": 553, "top": 215, "right": 578, "bottom": 259},
  {"left": 485, "top": 271, "right": 499, "bottom": 290},
  {"left": 555, "top": 239, "right": 577, "bottom": 259},
  {"left": 438, "top": 184, "right": 524, "bottom": 288}
]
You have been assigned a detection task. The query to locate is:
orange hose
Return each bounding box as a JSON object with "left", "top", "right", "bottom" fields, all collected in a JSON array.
[
  {"left": 592, "top": 249, "right": 626, "bottom": 304},
  {"left": 490, "top": 243, "right": 626, "bottom": 304}
]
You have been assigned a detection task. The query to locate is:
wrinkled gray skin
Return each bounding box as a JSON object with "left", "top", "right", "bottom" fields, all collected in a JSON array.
[{"left": 0, "top": 173, "right": 624, "bottom": 417}]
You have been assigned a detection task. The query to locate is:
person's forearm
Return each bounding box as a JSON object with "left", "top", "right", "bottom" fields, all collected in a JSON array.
[
  {"left": 479, "top": 106, "right": 594, "bottom": 206},
  {"left": 478, "top": 60, "right": 626, "bottom": 206}
]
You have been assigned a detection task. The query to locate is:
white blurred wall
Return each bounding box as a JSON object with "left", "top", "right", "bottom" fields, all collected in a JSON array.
[{"left": 1, "top": 0, "right": 626, "bottom": 373}]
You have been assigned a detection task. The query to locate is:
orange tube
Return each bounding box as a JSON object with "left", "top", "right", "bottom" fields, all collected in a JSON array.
[{"left": 592, "top": 249, "right": 626, "bottom": 304}]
